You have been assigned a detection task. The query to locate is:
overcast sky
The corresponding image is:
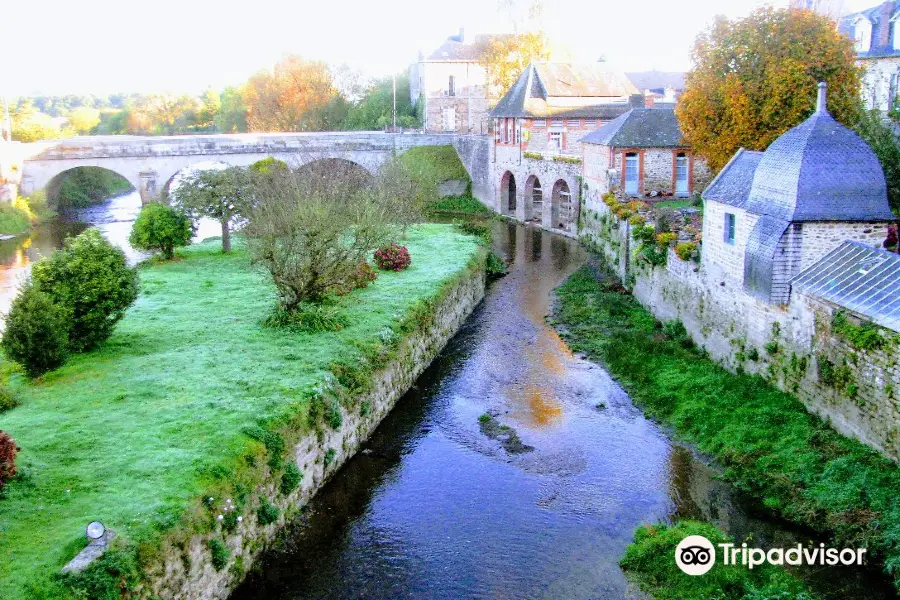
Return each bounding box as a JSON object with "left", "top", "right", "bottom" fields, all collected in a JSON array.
[{"left": 1, "top": 0, "right": 876, "bottom": 97}]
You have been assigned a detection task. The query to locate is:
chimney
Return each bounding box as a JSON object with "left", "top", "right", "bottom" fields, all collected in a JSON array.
[
  {"left": 877, "top": 2, "right": 894, "bottom": 49},
  {"left": 816, "top": 81, "right": 829, "bottom": 115},
  {"left": 644, "top": 95, "right": 655, "bottom": 108}
]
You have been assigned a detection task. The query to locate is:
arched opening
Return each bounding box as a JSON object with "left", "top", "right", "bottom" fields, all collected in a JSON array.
[
  {"left": 524, "top": 175, "right": 542, "bottom": 223},
  {"left": 296, "top": 158, "right": 373, "bottom": 189},
  {"left": 46, "top": 166, "right": 135, "bottom": 211},
  {"left": 500, "top": 171, "right": 516, "bottom": 215},
  {"left": 551, "top": 179, "right": 573, "bottom": 231}
]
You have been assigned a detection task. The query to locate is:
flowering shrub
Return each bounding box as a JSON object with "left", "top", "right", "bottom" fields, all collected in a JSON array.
[
  {"left": 338, "top": 261, "right": 377, "bottom": 295},
  {"left": 0, "top": 431, "right": 20, "bottom": 492},
  {"left": 656, "top": 232, "right": 678, "bottom": 247},
  {"left": 884, "top": 224, "right": 898, "bottom": 252},
  {"left": 374, "top": 243, "right": 411, "bottom": 271},
  {"left": 675, "top": 242, "right": 699, "bottom": 262}
]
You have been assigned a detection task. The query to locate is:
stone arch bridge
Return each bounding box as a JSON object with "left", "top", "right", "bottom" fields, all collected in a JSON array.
[{"left": 15, "top": 132, "right": 491, "bottom": 204}]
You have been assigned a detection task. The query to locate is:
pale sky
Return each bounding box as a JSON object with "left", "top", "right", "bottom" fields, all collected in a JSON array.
[{"left": 0, "top": 0, "right": 878, "bottom": 97}]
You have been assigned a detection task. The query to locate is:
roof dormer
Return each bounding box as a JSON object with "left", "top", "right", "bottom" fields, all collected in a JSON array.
[{"left": 854, "top": 15, "right": 873, "bottom": 52}]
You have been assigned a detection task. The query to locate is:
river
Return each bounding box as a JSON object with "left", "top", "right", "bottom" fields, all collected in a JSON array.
[
  {"left": 0, "top": 191, "right": 218, "bottom": 317},
  {"left": 230, "top": 221, "right": 896, "bottom": 600}
]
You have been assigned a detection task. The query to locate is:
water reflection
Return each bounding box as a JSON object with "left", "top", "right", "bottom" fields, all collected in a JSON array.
[
  {"left": 232, "top": 221, "right": 895, "bottom": 600},
  {"left": 0, "top": 191, "right": 220, "bottom": 317}
]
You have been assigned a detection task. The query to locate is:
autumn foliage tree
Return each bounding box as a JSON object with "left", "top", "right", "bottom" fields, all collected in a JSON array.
[
  {"left": 243, "top": 56, "right": 345, "bottom": 132},
  {"left": 677, "top": 7, "right": 863, "bottom": 172},
  {"left": 479, "top": 32, "right": 552, "bottom": 97}
]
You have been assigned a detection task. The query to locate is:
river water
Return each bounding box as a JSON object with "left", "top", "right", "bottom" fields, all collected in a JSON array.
[
  {"left": 231, "top": 222, "right": 896, "bottom": 600},
  {"left": 0, "top": 191, "right": 218, "bottom": 317}
]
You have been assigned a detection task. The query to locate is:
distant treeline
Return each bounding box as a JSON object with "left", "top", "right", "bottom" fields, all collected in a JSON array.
[{"left": 8, "top": 57, "right": 421, "bottom": 142}]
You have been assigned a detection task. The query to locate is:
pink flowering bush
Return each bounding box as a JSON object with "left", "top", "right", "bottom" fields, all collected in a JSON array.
[{"left": 374, "top": 243, "right": 411, "bottom": 271}]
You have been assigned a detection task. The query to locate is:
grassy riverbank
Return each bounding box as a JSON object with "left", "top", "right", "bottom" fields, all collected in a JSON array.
[
  {"left": 0, "top": 224, "right": 481, "bottom": 599},
  {"left": 553, "top": 266, "right": 900, "bottom": 592},
  {"left": 399, "top": 146, "right": 490, "bottom": 216},
  {"left": 0, "top": 192, "right": 56, "bottom": 235},
  {"left": 621, "top": 521, "right": 817, "bottom": 599}
]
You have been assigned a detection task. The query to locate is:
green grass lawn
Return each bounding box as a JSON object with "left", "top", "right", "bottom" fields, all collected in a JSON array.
[
  {"left": 0, "top": 224, "right": 480, "bottom": 598},
  {"left": 553, "top": 266, "right": 900, "bottom": 593}
]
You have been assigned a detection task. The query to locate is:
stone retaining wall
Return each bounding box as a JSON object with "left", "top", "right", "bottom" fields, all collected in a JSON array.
[
  {"left": 140, "top": 254, "right": 487, "bottom": 599},
  {"left": 581, "top": 204, "right": 900, "bottom": 461}
]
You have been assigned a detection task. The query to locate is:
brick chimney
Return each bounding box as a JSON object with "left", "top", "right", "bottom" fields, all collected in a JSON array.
[{"left": 876, "top": 2, "right": 895, "bottom": 49}]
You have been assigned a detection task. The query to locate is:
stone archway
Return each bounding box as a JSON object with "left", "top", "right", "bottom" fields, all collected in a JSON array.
[
  {"left": 500, "top": 171, "right": 516, "bottom": 215},
  {"left": 44, "top": 166, "right": 137, "bottom": 210},
  {"left": 524, "top": 175, "right": 543, "bottom": 223},
  {"left": 551, "top": 179, "right": 573, "bottom": 231}
]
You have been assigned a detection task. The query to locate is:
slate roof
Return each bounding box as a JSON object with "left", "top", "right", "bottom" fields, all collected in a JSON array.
[
  {"left": 579, "top": 108, "right": 685, "bottom": 148},
  {"left": 839, "top": 2, "right": 900, "bottom": 59},
  {"left": 745, "top": 87, "right": 894, "bottom": 223},
  {"left": 490, "top": 62, "right": 639, "bottom": 118},
  {"left": 625, "top": 71, "right": 686, "bottom": 93},
  {"left": 702, "top": 149, "right": 763, "bottom": 209},
  {"left": 425, "top": 34, "right": 512, "bottom": 62},
  {"left": 791, "top": 241, "right": 900, "bottom": 333}
]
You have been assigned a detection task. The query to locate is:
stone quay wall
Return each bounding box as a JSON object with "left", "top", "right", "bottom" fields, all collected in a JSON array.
[
  {"left": 140, "top": 253, "right": 487, "bottom": 600},
  {"left": 580, "top": 203, "right": 900, "bottom": 461}
]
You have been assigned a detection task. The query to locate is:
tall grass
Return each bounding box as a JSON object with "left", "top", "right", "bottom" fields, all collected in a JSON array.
[{"left": 553, "top": 266, "right": 900, "bottom": 591}]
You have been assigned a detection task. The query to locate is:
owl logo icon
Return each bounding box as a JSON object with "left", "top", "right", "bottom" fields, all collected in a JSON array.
[{"left": 675, "top": 535, "right": 716, "bottom": 575}]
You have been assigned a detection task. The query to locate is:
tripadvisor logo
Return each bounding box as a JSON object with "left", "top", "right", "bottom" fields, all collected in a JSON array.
[{"left": 675, "top": 535, "right": 867, "bottom": 576}]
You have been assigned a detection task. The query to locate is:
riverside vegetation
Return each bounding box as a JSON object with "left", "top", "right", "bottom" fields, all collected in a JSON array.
[
  {"left": 0, "top": 226, "right": 481, "bottom": 599},
  {"left": 552, "top": 264, "right": 900, "bottom": 594},
  {"left": 0, "top": 152, "right": 492, "bottom": 597}
]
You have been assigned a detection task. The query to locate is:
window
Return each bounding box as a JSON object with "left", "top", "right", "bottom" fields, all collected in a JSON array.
[
  {"left": 494, "top": 119, "right": 502, "bottom": 143},
  {"left": 584, "top": 119, "right": 598, "bottom": 128},
  {"left": 895, "top": 20, "right": 900, "bottom": 51},
  {"left": 506, "top": 119, "right": 514, "bottom": 144},
  {"left": 448, "top": 75, "right": 456, "bottom": 97},
  {"left": 442, "top": 107, "right": 457, "bottom": 132},
  {"left": 549, "top": 131, "right": 562, "bottom": 152},
  {"left": 854, "top": 18, "right": 872, "bottom": 52},
  {"left": 624, "top": 152, "right": 639, "bottom": 195},
  {"left": 533, "top": 119, "right": 546, "bottom": 128},
  {"left": 724, "top": 213, "right": 736, "bottom": 245},
  {"left": 675, "top": 153, "right": 689, "bottom": 196},
  {"left": 566, "top": 119, "right": 580, "bottom": 128},
  {"left": 551, "top": 119, "right": 564, "bottom": 128},
  {"left": 514, "top": 121, "right": 521, "bottom": 145}
]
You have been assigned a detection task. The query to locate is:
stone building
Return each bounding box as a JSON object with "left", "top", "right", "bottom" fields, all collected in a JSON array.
[
  {"left": 409, "top": 30, "right": 509, "bottom": 134},
  {"left": 490, "top": 62, "right": 640, "bottom": 156},
  {"left": 488, "top": 62, "right": 640, "bottom": 234},
  {"left": 839, "top": 1, "right": 900, "bottom": 111},
  {"left": 701, "top": 83, "right": 894, "bottom": 304},
  {"left": 580, "top": 82, "right": 900, "bottom": 459},
  {"left": 625, "top": 71, "right": 686, "bottom": 108},
  {"left": 580, "top": 107, "right": 709, "bottom": 198}
]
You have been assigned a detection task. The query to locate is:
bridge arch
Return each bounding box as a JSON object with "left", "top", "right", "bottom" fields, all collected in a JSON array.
[
  {"left": 500, "top": 171, "right": 516, "bottom": 216},
  {"left": 550, "top": 179, "right": 573, "bottom": 231},
  {"left": 44, "top": 166, "right": 137, "bottom": 210},
  {"left": 162, "top": 160, "right": 234, "bottom": 202},
  {"left": 524, "top": 175, "right": 542, "bottom": 223}
]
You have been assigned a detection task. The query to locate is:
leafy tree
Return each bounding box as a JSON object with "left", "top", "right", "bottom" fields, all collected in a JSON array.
[
  {"left": 32, "top": 229, "right": 139, "bottom": 352},
  {"left": 216, "top": 87, "right": 248, "bottom": 133},
  {"left": 9, "top": 99, "right": 59, "bottom": 142},
  {"left": 1, "top": 282, "right": 70, "bottom": 377},
  {"left": 243, "top": 56, "right": 343, "bottom": 132},
  {"left": 479, "top": 32, "right": 551, "bottom": 97},
  {"left": 67, "top": 107, "right": 101, "bottom": 134},
  {"left": 171, "top": 167, "right": 250, "bottom": 253},
  {"left": 249, "top": 157, "right": 288, "bottom": 175},
  {"left": 198, "top": 88, "right": 221, "bottom": 131},
  {"left": 344, "top": 75, "right": 419, "bottom": 130},
  {"left": 854, "top": 110, "right": 900, "bottom": 214},
  {"left": 129, "top": 203, "right": 195, "bottom": 259},
  {"left": 136, "top": 94, "right": 200, "bottom": 135},
  {"left": 677, "top": 7, "right": 863, "bottom": 171}
]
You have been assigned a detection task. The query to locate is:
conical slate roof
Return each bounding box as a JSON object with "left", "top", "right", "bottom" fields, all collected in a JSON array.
[{"left": 745, "top": 83, "right": 894, "bottom": 223}]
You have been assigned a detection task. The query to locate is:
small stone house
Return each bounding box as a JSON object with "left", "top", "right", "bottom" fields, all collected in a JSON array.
[
  {"left": 839, "top": 1, "right": 900, "bottom": 111},
  {"left": 490, "top": 62, "right": 641, "bottom": 156},
  {"left": 409, "top": 30, "right": 510, "bottom": 134},
  {"left": 580, "top": 107, "right": 709, "bottom": 198},
  {"left": 701, "top": 83, "right": 895, "bottom": 305}
]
